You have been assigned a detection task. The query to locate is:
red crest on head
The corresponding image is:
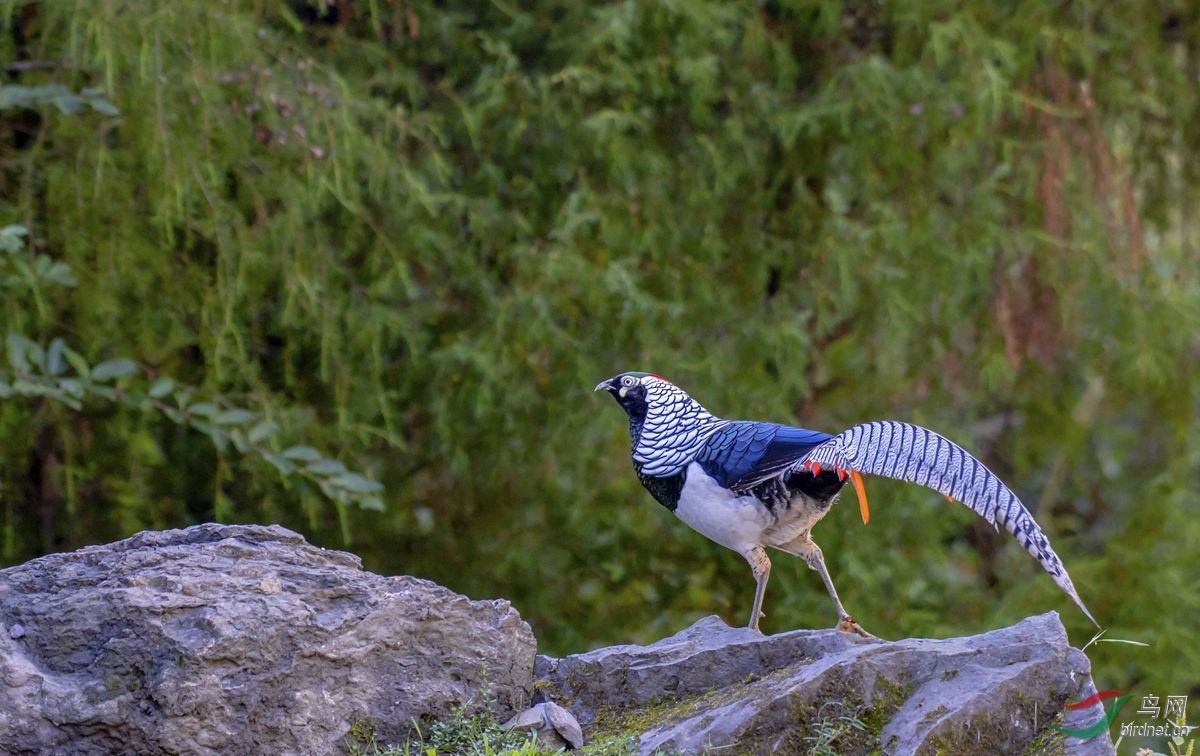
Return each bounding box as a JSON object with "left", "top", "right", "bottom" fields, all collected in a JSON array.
[{"left": 648, "top": 373, "right": 669, "bottom": 383}]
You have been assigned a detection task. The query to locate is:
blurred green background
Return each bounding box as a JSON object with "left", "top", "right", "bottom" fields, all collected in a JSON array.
[{"left": 1, "top": 0, "right": 1197, "bottom": 718}]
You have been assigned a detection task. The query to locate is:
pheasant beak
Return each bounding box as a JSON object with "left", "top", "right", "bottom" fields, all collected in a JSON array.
[{"left": 594, "top": 381, "right": 610, "bottom": 392}]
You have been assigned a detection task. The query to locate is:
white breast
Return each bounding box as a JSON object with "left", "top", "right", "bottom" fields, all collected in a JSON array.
[{"left": 674, "top": 462, "right": 773, "bottom": 554}]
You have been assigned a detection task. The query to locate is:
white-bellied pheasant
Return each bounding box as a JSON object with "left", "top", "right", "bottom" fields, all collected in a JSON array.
[{"left": 595, "top": 371, "right": 1097, "bottom": 636}]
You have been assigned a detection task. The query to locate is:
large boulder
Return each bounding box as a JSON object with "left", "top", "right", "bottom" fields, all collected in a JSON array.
[
  {"left": 536, "top": 613, "right": 1114, "bottom": 755},
  {"left": 0, "top": 523, "right": 535, "bottom": 755}
]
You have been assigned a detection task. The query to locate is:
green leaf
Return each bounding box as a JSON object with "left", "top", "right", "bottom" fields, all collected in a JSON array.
[
  {"left": 5, "top": 333, "right": 31, "bottom": 373},
  {"left": 186, "top": 402, "right": 218, "bottom": 417},
  {"left": 80, "top": 88, "right": 120, "bottom": 116},
  {"left": 264, "top": 453, "right": 296, "bottom": 476},
  {"left": 58, "top": 378, "right": 84, "bottom": 397},
  {"left": 329, "top": 473, "right": 383, "bottom": 494},
  {"left": 0, "top": 225, "right": 25, "bottom": 254},
  {"left": 45, "top": 260, "right": 76, "bottom": 288},
  {"left": 54, "top": 393, "right": 82, "bottom": 411},
  {"left": 248, "top": 421, "right": 279, "bottom": 444},
  {"left": 12, "top": 378, "right": 42, "bottom": 395},
  {"left": 148, "top": 377, "right": 176, "bottom": 398},
  {"left": 357, "top": 496, "right": 385, "bottom": 512},
  {"left": 62, "top": 346, "right": 90, "bottom": 378},
  {"left": 90, "top": 358, "right": 138, "bottom": 382},
  {"left": 306, "top": 459, "right": 347, "bottom": 475},
  {"left": 25, "top": 341, "right": 44, "bottom": 372},
  {"left": 88, "top": 385, "right": 117, "bottom": 401},
  {"left": 282, "top": 445, "right": 322, "bottom": 462},
  {"left": 214, "top": 408, "right": 255, "bottom": 425},
  {"left": 45, "top": 338, "right": 66, "bottom": 376},
  {"left": 91, "top": 100, "right": 120, "bottom": 116},
  {"left": 227, "top": 428, "right": 247, "bottom": 452}
]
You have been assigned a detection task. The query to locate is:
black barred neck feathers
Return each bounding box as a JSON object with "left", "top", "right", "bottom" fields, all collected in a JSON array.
[{"left": 633, "top": 377, "right": 726, "bottom": 477}]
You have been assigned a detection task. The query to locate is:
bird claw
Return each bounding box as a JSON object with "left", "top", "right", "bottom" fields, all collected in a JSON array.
[
  {"left": 836, "top": 615, "right": 877, "bottom": 639},
  {"left": 747, "top": 610, "right": 766, "bottom": 634}
]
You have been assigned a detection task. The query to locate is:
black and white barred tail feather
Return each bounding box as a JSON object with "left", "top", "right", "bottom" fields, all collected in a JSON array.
[{"left": 802, "top": 420, "right": 1098, "bottom": 627}]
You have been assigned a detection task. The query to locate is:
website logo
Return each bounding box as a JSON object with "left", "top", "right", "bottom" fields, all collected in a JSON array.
[
  {"left": 1055, "top": 690, "right": 1132, "bottom": 739},
  {"left": 1056, "top": 690, "right": 1194, "bottom": 740}
]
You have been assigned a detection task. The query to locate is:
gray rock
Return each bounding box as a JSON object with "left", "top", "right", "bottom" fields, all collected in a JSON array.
[
  {"left": 536, "top": 612, "right": 1114, "bottom": 755},
  {"left": 0, "top": 523, "right": 535, "bottom": 756},
  {"left": 533, "top": 614, "right": 864, "bottom": 726}
]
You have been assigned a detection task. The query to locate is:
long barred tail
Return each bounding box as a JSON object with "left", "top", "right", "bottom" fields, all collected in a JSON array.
[{"left": 802, "top": 420, "right": 1098, "bottom": 627}]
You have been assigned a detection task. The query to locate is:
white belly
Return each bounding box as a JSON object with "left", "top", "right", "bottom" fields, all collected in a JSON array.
[{"left": 674, "top": 462, "right": 773, "bottom": 554}]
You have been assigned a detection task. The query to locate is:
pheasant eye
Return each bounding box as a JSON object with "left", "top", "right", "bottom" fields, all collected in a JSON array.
[{"left": 621, "top": 376, "right": 636, "bottom": 387}]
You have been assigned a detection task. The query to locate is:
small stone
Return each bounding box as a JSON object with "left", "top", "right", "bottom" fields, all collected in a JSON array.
[
  {"left": 542, "top": 702, "right": 584, "bottom": 749},
  {"left": 502, "top": 706, "right": 545, "bottom": 731},
  {"left": 502, "top": 702, "right": 584, "bottom": 750},
  {"left": 8, "top": 624, "right": 25, "bottom": 639}
]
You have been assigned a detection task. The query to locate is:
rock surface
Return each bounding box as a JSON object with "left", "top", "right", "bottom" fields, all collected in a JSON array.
[
  {"left": 535, "top": 612, "right": 1115, "bottom": 755},
  {"left": 0, "top": 523, "right": 535, "bottom": 756}
]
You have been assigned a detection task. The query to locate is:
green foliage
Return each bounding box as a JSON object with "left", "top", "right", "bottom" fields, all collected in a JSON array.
[
  {"left": 346, "top": 706, "right": 641, "bottom": 756},
  {"left": 0, "top": 220, "right": 383, "bottom": 538},
  {"left": 1, "top": 0, "right": 1197, "bottom": 712},
  {"left": 344, "top": 708, "right": 542, "bottom": 756},
  {"left": 0, "top": 84, "right": 118, "bottom": 116},
  {"left": 804, "top": 711, "right": 868, "bottom": 756},
  {"left": 0, "top": 330, "right": 383, "bottom": 508},
  {"left": 417, "top": 708, "right": 540, "bottom": 756}
]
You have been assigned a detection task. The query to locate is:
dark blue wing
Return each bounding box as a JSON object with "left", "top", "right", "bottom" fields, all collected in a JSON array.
[{"left": 697, "top": 421, "right": 832, "bottom": 490}]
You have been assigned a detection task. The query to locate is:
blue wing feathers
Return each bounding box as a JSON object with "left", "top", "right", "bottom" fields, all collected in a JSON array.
[{"left": 697, "top": 421, "right": 831, "bottom": 489}]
